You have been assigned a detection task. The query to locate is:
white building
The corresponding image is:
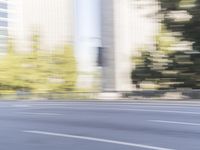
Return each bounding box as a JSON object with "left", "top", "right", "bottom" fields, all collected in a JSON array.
[
  {"left": 9, "top": 0, "right": 74, "bottom": 52},
  {"left": 5, "top": 0, "right": 159, "bottom": 91}
]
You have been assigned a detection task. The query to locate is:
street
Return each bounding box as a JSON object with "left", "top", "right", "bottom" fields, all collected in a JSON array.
[{"left": 0, "top": 101, "right": 200, "bottom": 150}]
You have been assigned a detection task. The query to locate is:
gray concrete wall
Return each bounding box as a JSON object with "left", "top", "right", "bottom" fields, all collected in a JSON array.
[
  {"left": 101, "top": 0, "right": 133, "bottom": 92},
  {"left": 101, "top": 0, "right": 116, "bottom": 91}
]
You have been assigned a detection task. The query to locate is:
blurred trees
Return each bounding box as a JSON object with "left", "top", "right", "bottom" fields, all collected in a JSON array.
[
  {"left": 132, "top": 0, "right": 200, "bottom": 89},
  {"left": 132, "top": 26, "right": 176, "bottom": 89},
  {"left": 0, "top": 35, "right": 77, "bottom": 94},
  {"left": 131, "top": 48, "right": 161, "bottom": 89},
  {"left": 49, "top": 45, "right": 77, "bottom": 92},
  {"left": 0, "top": 39, "right": 28, "bottom": 94},
  {"left": 159, "top": 0, "right": 200, "bottom": 88}
]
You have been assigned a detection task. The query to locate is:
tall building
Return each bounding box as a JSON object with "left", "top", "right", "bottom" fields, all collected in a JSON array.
[
  {"left": 0, "top": 0, "right": 8, "bottom": 53},
  {"left": 4, "top": 0, "right": 159, "bottom": 92},
  {"left": 10, "top": 0, "right": 74, "bottom": 52}
]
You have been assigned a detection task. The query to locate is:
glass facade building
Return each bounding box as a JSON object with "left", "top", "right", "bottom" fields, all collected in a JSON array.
[{"left": 0, "top": 0, "right": 8, "bottom": 53}]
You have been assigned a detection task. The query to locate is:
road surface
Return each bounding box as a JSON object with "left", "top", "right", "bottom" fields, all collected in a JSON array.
[{"left": 0, "top": 101, "right": 200, "bottom": 150}]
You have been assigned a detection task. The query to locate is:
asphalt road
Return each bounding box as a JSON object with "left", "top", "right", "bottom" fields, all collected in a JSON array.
[{"left": 0, "top": 101, "right": 200, "bottom": 150}]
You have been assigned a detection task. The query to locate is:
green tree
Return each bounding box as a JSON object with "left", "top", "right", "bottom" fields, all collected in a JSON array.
[
  {"left": 131, "top": 47, "right": 161, "bottom": 89},
  {"left": 0, "top": 32, "right": 77, "bottom": 95},
  {"left": 131, "top": 25, "right": 190, "bottom": 89},
  {"left": 159, "top": 0, "right": 200, "bottom": 88},
  {"left": 0, "top": 38, "right": 28, "bottom": 94},
  {"left": 49, "top": 45, "right": 77, "bottom": 92}
]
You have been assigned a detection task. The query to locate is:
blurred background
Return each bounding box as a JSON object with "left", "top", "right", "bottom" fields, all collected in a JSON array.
[{"left": 0, "top": 0, "right": 200, "bottom": 99}]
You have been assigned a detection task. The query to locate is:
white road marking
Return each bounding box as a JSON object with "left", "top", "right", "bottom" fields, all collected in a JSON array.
[
  {"left": 20, "top": 105, "right": 200, "bottom": 115},
  {"left": 61, "top": 107, "right": 200, "bottom": 115},
  {"left": 123, "top": 108, "right": 200, "bottom": 115},
  {"left": 22, "top": 112, "right": 63, "bottom": 116},
  {"left": 150, "top": 120, "right": 200, "bottom": 126},
  {"left": 49, "top": 104, "right": 200, "bottom": 109},
  {"left": 29, "top": 102, "right": 200, "bottom": 107},
  {"left": 24, "top": 130, "right": 175, "bottom": 150},
  {"left": 12, "top": 104, "right": 30, "bottom": 108}
]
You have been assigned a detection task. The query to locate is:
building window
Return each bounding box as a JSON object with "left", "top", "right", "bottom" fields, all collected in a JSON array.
[
  {"left": 0, "top": 11, "right": 8, "bottom": 18},
  {"left": 0, "top": 2, "right": 7, "bottom": 10},
  {"left": 0, "top": 20, "right": 8, "bottom": 27}
]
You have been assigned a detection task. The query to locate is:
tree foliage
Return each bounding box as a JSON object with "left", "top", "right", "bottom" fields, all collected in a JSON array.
[
  {"left": 159, "top": 0, "right": 200, "bottom": 88},
  {"left": 0, "top": 37, "right": 77, "bottom": 94},
  {"left": 132, "top": 0, "right": 200, "bottom": 89}
]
